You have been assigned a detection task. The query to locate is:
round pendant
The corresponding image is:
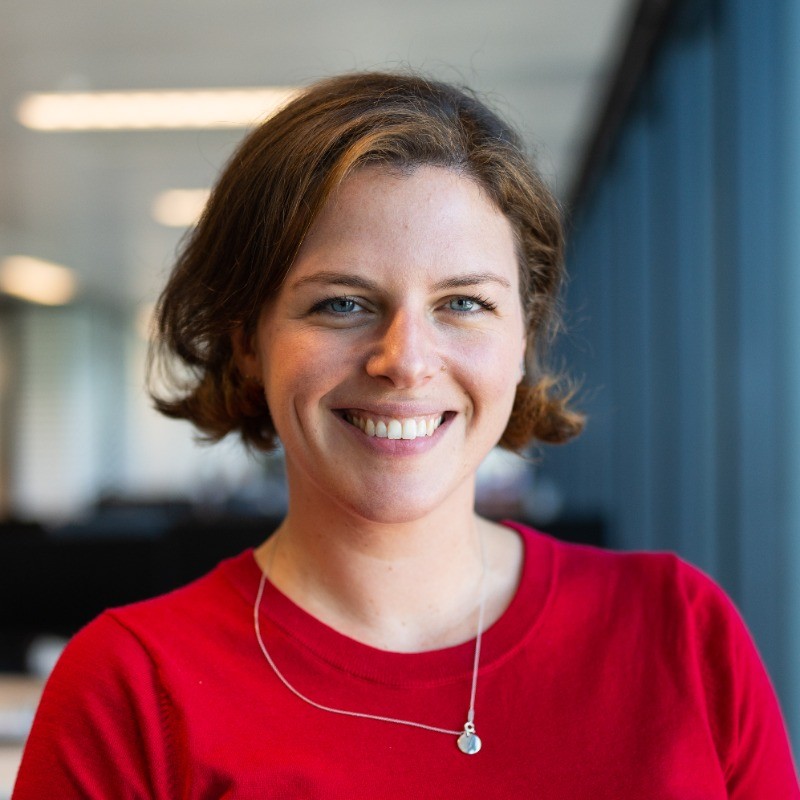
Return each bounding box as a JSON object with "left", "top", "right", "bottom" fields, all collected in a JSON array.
[{"left": 457, "top": 729, "right": 482, "bottom": 755}]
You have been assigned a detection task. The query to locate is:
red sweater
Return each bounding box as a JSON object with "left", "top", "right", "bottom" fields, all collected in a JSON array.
[{"left": 14, "top": 523, "right": 799, "bottom": 798}]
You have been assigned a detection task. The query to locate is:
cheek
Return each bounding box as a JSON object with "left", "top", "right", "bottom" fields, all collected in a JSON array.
[
  {"left": 260, "top": 331, "right": 350, "bottom": 427},
  {"left": 259, "top": 331, "right": 305, "bottom": 427},
  {"left": 452, "top": 332, "right": 523, "bottom": 410}
]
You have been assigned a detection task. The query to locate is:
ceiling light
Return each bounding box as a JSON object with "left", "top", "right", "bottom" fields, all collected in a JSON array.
[
  {"left": 0, "top": 256, "right": 77, "bottom": 305},
  {"left": 16, "top": 87, "right": 299, "bottom": 131},
  {"left": 152, "top": 188, "right": 211, "bottom": 227}
]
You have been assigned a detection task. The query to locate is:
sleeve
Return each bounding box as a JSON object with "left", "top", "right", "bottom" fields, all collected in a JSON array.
[
  {"left": 12, "top": 612, "right": 180, "bottom": 800},
  {"left": 677, "top": 560, "right": 800, "bottom": 798}
]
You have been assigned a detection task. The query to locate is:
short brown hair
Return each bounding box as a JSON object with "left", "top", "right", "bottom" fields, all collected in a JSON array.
[{"left": 149, "top": 71, "right": 584, "bottom": 451}]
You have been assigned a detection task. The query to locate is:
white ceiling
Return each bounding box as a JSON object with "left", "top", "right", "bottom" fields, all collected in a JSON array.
[{"left": 0, "top": 0, "right": 635, "bottom": 308}]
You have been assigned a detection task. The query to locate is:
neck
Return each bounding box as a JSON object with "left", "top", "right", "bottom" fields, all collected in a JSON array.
[{"left": 255, "top": 487, "right": 488, "bottom": 652}]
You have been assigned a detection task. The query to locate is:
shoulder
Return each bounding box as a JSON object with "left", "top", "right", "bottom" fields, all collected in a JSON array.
[
  {"left": 507, "top": 519, "right": 728, "bottom": 617},
  {"left": 509, "top": 522, "right": 799, "bottom": 789},
  {"left": 14, "top": 551, "right": 258, "bottom": 797},
  {"left": 15, "top": 609, "right": 178, "bottom": 797},
  {"left": 99, "top": 548, "right": 255, "bottom": 645},
  {"left": 50, "top": 547, "right": 253, "bottom": 680},
  {"left": 506, "top": 519, "right": 754, "bottom": 681},
  {"left": 37, "top": 548, "right": 257, "bottom": 708}
]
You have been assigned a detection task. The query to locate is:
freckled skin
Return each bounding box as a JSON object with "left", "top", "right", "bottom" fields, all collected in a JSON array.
[{"left": 240, "top": 165, "right": 526, "bottom": 526}]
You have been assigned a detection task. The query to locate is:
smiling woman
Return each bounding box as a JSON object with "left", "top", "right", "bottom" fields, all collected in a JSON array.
[
  {"left": 12, "top": 72, "right": 799, "bottom": 798},
  {"left": 147, "top": 72, "right": 582, "bottom": 454},
  {"left": 234, "top": 166, "right": 527, "bottom": 527}
]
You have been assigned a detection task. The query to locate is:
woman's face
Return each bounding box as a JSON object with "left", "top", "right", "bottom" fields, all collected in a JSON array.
[{"left": 240, "top": 165, "right": 526, "bottom": 524}]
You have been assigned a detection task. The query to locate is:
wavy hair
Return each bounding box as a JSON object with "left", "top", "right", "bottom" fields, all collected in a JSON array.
[{"left": 149, "top": 71, "right": 584, "bottom": 451}]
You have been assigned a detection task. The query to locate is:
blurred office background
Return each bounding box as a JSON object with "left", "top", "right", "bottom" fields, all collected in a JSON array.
[{"left": 1, "top": 0, "right": 798, "bottom": 789}]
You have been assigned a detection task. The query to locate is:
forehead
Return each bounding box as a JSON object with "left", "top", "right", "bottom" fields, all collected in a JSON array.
[{"left": 290, "top": 164, "right": 519, "bottom": 284}]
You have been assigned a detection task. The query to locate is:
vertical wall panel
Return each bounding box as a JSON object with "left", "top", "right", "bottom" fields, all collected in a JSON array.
[
  {"left": 609, "top": 114, "right": 655, "bottom": 551},
  {"left": 673, "top": 4, "right": 717, "bottom": 572},
  {"left": 708, "top": 0, "right": 744, "bottom": 608},
  {"left": 777, "top": 0, "right": 800, "bottom": 749},
  {"left": 648, "top": 37, "right": 684, "bottom": 554},
  {"left": 544, "top": 179, "right": 614, "bottom": 517},
  {"left": 562, "top": 0, "right": 798, "bottom": 747},
  {"left": 728, "top": 0, "right": 786, "bottom": 702}
]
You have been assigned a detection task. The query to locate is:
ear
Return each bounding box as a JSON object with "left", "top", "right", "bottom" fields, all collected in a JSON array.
[
  {"left": 231, "top": 326, "right": 261, "bottom": 380},
  {"left": 519, "top": 334, "right": 528, "bottom": 382}
]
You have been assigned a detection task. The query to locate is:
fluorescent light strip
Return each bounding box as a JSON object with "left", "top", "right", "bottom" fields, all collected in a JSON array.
[
  {"left": 152, "top": 188, "right": 211, "bottom": 227},
  {"left": 0, "top": 256, "right": 77, "bottom": 306},
  {"left": 16, "top": 87, "right": 300, "bottom": 131}
]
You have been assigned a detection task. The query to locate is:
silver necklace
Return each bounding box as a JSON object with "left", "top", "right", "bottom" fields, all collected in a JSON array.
[{"left": 253, "top": 532, "right": 488, "bottom": 755}]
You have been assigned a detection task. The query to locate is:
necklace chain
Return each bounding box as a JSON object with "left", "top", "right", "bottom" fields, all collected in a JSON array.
[{"left": 252, "top": 530, "right": 488, "bottom": 753}]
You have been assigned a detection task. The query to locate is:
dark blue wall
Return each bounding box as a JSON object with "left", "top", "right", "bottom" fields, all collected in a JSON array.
[{"left": 543, "top": 0, "right": 800, "bottom": 747}]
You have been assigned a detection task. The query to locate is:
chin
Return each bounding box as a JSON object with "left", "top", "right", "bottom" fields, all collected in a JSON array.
[
  {"left": 345, "top": 498, "right": 438, "bottom": 526},
  {"left": 335, "top": 482, "right": 453, "bottom": 526}
]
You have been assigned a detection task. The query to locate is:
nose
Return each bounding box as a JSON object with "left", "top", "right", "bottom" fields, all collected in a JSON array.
[{"left": 365, "top": 309, "right": 439, "bottom": 388}]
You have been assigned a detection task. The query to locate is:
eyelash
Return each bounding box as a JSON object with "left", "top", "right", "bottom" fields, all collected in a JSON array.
[
  {"left": 449, "top": 293, "right": 497, "bottom": 313},
  {"left": 309, "top": 293, "right": 498, "bottom": 316},
  {"left": 309, "top": 295, "right": 363, "bottom": 315}
]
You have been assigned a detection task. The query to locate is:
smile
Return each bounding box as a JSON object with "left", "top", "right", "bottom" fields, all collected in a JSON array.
[{"left": 343, "top": 412, "right": 444, "bottom": 440}]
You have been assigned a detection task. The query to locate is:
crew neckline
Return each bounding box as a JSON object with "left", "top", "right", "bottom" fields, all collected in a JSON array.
[{"left": 224, "top": 521, "right": 556, "bottom": 688}]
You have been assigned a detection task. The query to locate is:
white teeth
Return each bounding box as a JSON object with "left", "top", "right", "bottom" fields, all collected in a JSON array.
[
  {"left": 401, "top": 419, "right": 417, "bottom": 439},
  {"left": 346, "top": 413, "right": 444, "bottom": 441},
  {"left": 387, "top": 419, "right": 403, "bottom": 440}
]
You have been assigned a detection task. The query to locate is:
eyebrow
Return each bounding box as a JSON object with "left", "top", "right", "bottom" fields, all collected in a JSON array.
[{"left": 290, "top": 270, "right": 511, "bottom": 291}]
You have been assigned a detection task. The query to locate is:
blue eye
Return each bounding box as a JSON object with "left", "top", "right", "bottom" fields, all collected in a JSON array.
[
  {"left": 328, "top": 297, "right": 357, "bottom": 313},
  {"left": 308, "top": 295, "right": 364, "bottom": 316},
  {"left": 447, "top": 295, "right": 496, "bottom": 313},
  {"left": 449, "top": 297, "right": 477, "bottom": 312}
]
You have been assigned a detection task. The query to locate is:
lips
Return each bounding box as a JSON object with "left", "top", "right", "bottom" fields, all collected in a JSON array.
[{"left": 343, "top": 412, "right": 444, "bottom": 440}]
